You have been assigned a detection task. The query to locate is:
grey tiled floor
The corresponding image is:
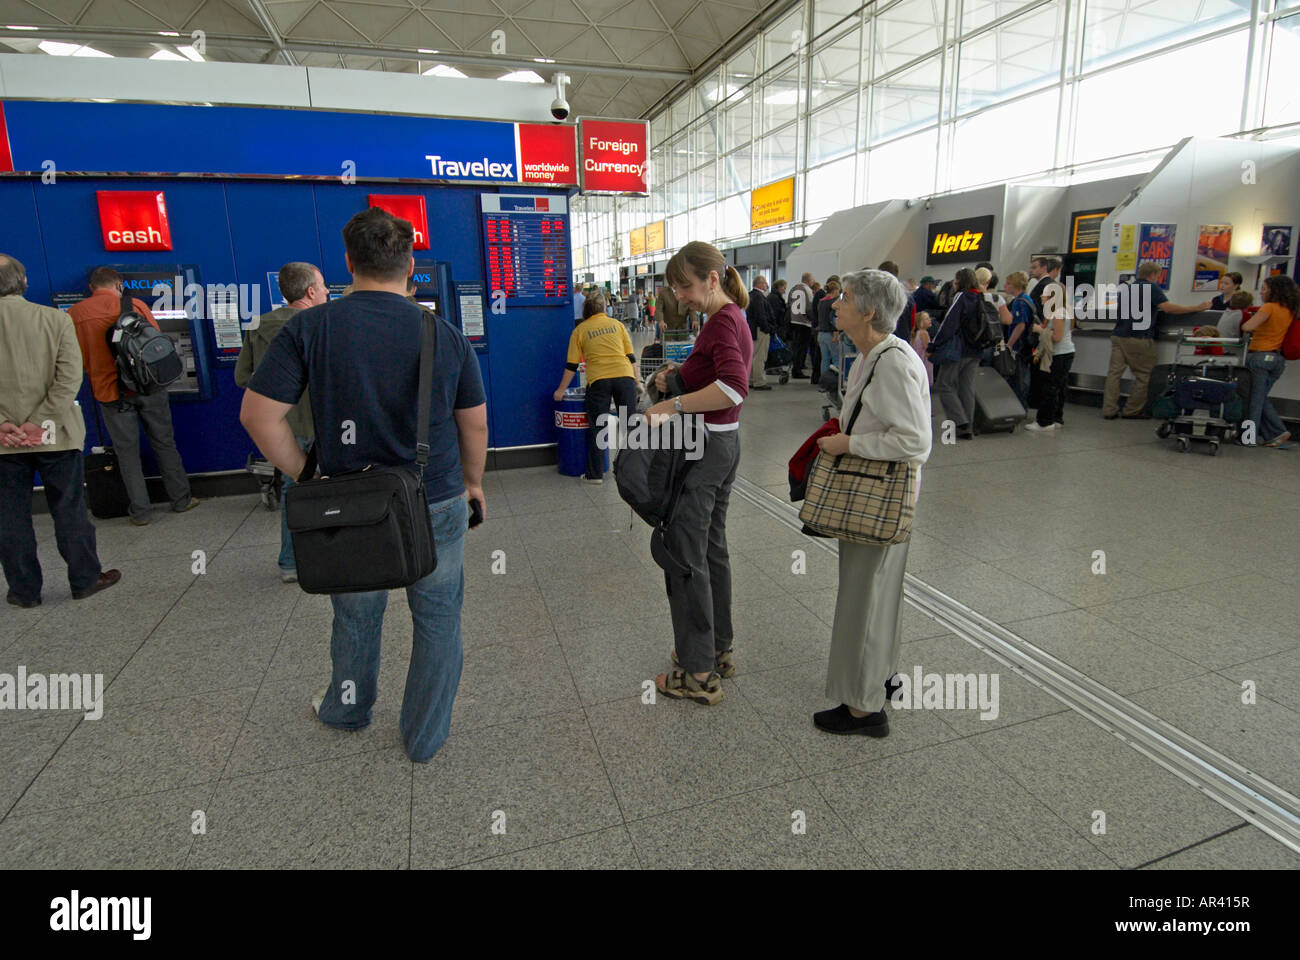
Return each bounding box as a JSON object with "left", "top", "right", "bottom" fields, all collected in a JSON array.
[{"left": 1, "top": 381, "right": 1298, "bottom": 869}]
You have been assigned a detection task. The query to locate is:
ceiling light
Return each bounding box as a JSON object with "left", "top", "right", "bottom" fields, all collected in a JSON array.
[
  {"left": 418, "top": 48, "right": 438, "bottom": 54},
  {"left": 533, "top": 57, "right": 556, "bottom": 64},
  {"left": 158, "top": 31, "right": 180, "bottom": 37},
  {"left": 499, "top": 70, "right": 544, "bottom": 83},
  {"left": 38, "top": 40, "right": 112, "bottom": 57},
  {"left": 422, "top": 63, "right": 466, "bottom": 78},
  {"left": 178, "top": 45, "right": 203, "bottom": 61},
  {"left": 6, "top": 24, "right": 39, "bottom": 30}
]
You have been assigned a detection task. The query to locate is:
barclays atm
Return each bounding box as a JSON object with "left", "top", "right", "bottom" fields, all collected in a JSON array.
[{"left": 54, "top": 264, "right": 228, "bottom": 454}]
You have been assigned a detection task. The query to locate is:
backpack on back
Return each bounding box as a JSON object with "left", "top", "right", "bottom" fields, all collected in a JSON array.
[
  {"left": 108, "top": 288, "right": 183, "bottom": 395},
  {"left": 960, "top": 295, "right": 1001, "bottom": 350},
  {"left": 1281, "top": 311, "right": 1300, "bottom": 361}
]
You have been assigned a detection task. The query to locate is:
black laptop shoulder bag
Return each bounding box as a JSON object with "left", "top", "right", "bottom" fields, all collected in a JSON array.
[{"left": 284, "top": 310, "right": 438, "bottom": 594}]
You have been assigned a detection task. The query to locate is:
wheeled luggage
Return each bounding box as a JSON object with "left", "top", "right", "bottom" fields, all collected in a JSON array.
[{"left": 973, "top": 365, "right": 1026, "bottom": 433}]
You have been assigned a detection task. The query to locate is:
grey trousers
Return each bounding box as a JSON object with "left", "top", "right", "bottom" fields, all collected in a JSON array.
[
  {"left": 662, "top": 429, "right": 740, "bottom": 674},
  {"left": 934, "top": 355, "right": 979, "bottom": 429},
  {"left": 826, "top": 538, "right": 910, "bottom": 713},
  {"left": 100, "top": 391, "right": 192, "bottom": 520}
]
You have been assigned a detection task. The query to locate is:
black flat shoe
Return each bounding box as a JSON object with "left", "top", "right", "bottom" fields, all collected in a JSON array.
[
  {"left": 813, "top": 704, "right": 890, "bottom": 737},
  {"left": 6, "top": 592, "right": 41, "bottom": 609}
]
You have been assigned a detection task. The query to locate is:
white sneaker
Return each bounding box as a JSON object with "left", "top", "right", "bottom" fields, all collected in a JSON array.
[
  {"left": 1024, "top": 422, "right": 1057, "bottom": 432},
  {"left": 280, "top": 569, "right": 298, "bottom": 583},
  {"left": 311, "top": 687, "right": 327, "bottom": 717},
  {"left": 583, "top": 476, "right": 603, "bottom": 485}
]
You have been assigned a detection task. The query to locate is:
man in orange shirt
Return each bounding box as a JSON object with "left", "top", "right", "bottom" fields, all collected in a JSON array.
[{"left": 69, "top": 267, "right": 198, "bottom": 525}]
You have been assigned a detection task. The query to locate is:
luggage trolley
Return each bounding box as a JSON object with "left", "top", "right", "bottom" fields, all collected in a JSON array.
[
  {"left": 245, "top": 454, "right": 281, "bottom": 510},
  {"left": 638, "top": 328, "right": 695, "bottom": 409},
  {"left": 764, "top": 333, "right": 792, "bottom": 385},
  {"left": 820, "top": 337, "right": 859, "bottom": 422},
  {"left": 1153, "top": 335, "right": 1249, "bottom": 456}
]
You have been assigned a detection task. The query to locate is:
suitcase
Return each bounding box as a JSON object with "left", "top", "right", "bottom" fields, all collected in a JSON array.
[
  {"left": 973, "top": 366, "right": 1026, "bottom": 433},
  {"left": 85, "top": 448, "right": 130, "bottom": 519}
]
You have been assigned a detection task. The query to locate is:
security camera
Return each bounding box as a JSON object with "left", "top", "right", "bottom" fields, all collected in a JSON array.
[{"left": 551, "top": 72, "right": 570, "bottom": 121}]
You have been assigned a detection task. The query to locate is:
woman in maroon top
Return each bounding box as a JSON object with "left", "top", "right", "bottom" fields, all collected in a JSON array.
[{"left": 645, "top": 242, "right": 752, "bottom": 705}]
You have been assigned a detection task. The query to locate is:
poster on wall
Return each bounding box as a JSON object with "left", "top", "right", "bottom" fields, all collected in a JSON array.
[
  {"left": 1260, "top": 224, "right": 1292, "bottom": 257},
  {"left": 1116, "top": 224, "right": 1137, "bottom": 272},
  {"left": 1137, "top": 223, "right": 1176, "bottom": 290},
  {"left": 1192, "top": 224, "right": 1232, "bottom": 292}
]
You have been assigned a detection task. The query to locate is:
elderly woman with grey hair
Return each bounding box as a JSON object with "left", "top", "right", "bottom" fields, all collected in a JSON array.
[{"left": 813, "top": 269, "right": 932, "bottom": 736}]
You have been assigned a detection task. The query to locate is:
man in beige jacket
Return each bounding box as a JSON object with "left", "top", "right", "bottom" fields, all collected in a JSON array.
[{"left": 0, "top": 254, "right": 120, "bottom": 607}]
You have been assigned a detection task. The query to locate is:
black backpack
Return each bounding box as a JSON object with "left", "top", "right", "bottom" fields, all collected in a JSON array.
[
  {"left": 614, "top": 418, "right": 694, "bottom": 528},
  {"left": 960, "top": 295, "right": 1001, "bottom": 350},
  {"left": 108, "top": 288, "right": 183, "bottom": 395}
]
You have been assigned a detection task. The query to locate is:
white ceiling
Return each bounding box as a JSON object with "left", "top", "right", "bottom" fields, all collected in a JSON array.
[{"left": 0, "top": 0, "right": 787, "bottom": 118}]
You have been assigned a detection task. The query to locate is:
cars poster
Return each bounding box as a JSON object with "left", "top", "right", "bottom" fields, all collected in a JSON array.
[{"left": 1137, "top": 223, "right": 1176, "bottom": 290}]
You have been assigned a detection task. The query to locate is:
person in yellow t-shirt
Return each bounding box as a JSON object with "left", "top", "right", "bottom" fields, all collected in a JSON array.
[{"left": 552, "top": 291, "right": 639, "bottom": 483}]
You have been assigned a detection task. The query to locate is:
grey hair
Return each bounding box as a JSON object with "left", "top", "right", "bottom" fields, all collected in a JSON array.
[
  {"left": 0, "top": 254, "right": 27, "bottom": 297},
  {"left": 840, "top": 269, "right": 906, "bottom": 334}
]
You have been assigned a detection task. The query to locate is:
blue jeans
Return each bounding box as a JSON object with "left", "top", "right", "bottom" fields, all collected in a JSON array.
[
  {"left": 278, "top": 435, "right": 312, "bottom": 573},
  {"left": 316, "top": 493, "right": 469, "bottom": 762},
  {"left": 1245, "top": 351, "right": 1288, "bottom": 444},
  {"left": 817, "top": 331, "right": 838, "bottom": 385}
]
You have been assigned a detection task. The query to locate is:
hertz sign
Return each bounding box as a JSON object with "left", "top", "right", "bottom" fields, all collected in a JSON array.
[{"left": 925, "top": 215, "right": 994, "bottom": 266}]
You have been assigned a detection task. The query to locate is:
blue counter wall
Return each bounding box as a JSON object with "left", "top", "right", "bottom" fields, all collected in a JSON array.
[{"left": 0, "top": 176, "right": 575, "bottom": 473}]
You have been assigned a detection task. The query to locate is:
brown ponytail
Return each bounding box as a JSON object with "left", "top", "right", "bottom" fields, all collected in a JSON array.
[
  {"left": 723, "top": 265, "right": 748, "bottom": 310},
  {"left": 665, "top": 240, "right": 747, "bottom": 310}
]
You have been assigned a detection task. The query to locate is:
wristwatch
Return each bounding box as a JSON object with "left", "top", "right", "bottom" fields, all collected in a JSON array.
[{"left": 673, "top": 397, "right": 684, "bottom": 414}]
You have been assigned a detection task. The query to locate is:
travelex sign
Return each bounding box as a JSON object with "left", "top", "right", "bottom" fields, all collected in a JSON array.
[
  {"left": 0, "top": 100, "right": 583, "bottom": 187},
  {"left": 925, "top": 215, "right": 995, "bottom": 265}
]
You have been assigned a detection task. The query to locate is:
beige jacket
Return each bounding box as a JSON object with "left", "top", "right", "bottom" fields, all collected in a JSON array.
[
  {"left": 233, "top": 305, "right": 314, "bottom": 439},
  {"left": 0, "top": 294, "right": 87, "bottom": 454}
]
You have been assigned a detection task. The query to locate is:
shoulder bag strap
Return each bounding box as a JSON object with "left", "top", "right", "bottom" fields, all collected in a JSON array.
[
  {"left": 415, "top": 307, "right": 437, "bottom": 472},
  {"left": 297, "top": 306, "right": 437, "bottom": 483},
  {"left": 842, "top": 345, "right": 898, "bottom": 435}
]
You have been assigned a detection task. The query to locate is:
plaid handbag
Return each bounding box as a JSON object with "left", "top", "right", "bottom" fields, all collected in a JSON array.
[{"left": 798, "top": 346, "right": 916, "bottom": 545}]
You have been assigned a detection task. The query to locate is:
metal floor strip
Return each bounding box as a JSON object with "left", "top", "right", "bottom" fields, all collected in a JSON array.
[{"left": 731, "top": 474, "right": 1300, "bottom": 855}]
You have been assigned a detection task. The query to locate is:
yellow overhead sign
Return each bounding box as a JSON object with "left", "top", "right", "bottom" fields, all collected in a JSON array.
[
  {"left": 629, "top": 226, "right": 646, "bottom": 257},
  {"left": 645, "top": 220, "right": 666, "bottom": 252},
  {"left": 751, "top": 177, "right": 795, "bottom": 230}
]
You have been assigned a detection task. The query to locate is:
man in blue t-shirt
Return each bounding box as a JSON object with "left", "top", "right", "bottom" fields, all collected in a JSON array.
[
  {"left": 1102, "top": 260, "right": 1210, "bottom": 419},
  {"left": 240, "top": 206, "right": 488, "bottom": 763}
]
